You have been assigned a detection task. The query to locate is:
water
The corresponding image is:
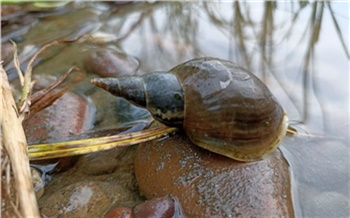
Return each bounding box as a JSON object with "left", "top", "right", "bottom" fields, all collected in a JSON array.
[{"left": 2, "top": 2, "right": 349, "bottom": 217}]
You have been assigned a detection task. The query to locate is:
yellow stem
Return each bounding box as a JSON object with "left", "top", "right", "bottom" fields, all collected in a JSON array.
[{"left": 28, "top": 127, "right": 178, "bottom": 160}]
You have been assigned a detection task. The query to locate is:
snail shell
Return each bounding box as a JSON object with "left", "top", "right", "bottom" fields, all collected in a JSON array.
[{"left": 91, "top": 57, "right": 288, "bottom": 162}]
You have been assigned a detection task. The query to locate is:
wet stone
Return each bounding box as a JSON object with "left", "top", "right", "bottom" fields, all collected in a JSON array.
[
  {"left": 133, "top": 196, "right": 179, "bottom": 218},
  {"left": 134, "top": 133, "right": 294, "bottom": 217},
  {"left": 90, "top": 90, "right": 150, "bottom": 131},
  {"left": 40, "top": 181, "right": 134, "bottom": 218},
  {"left": 25, "top": 91, "right": 93, "bottom": 144},
  {"left": 25, "top": 91, "right": 94, "bottom": 172},
  {"left": 77, "top": 148, "right": 129, "bottom": 175},
  {"left": 84, "top": 49, "right": 140, "bottom": 77},
  {"left": 38, "top": 146, "right": 140, "bottom": 217},
  {"left": 104, "top": 207, "right": 133, "bottom": 218}
]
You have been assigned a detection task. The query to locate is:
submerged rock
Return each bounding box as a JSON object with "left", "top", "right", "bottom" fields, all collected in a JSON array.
[
  {"left": 40, "top": 181, "right": 134, "bottom": 218},
  {"left": 25, "top": 91, "right": 94, "bottom": 172},
  {"left": 134, "top": 133, "right": 294, "bottom": 217},
  {"left": 84, "top": 50, "right": 140, "bottom": 77},
  {"left": 25, "top": 92, "right": 93, "bottom": 144},
  {"left": 78, "top": 148, "right": 129, "bottom": 176},
  {"left": 104, "top": 207, "right": 133, "bottom": 218}
]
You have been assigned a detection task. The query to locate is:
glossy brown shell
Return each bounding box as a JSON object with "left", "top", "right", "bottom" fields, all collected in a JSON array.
[{"left": 169, "top": 57, "right": 288, "bottom": 161}]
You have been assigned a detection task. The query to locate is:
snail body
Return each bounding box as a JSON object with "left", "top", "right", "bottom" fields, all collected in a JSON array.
[{"left": 91, "top": 57, "right": 288, "bottom": 162}]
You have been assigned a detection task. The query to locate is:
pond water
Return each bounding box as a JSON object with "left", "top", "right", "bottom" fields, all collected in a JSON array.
[{"left": 2, "top": 1, "right": 349, "bottom": 217}]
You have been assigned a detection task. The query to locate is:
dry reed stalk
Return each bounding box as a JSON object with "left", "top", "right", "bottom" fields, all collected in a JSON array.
[{"left": 1, "top": 65, "right": 40, "bottom": 217}]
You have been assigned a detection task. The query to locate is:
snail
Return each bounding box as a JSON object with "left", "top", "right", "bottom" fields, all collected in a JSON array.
[{"left": 91, "top": 57, "right": 288, "bottom": 162}]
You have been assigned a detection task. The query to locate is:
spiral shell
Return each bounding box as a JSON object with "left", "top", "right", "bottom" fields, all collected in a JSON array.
[
  {"left": 91, "top": 57, "right": 288, "bottom": 162},
  {"left": 169, "top": 57, "right": 288, "bottom": 161}
]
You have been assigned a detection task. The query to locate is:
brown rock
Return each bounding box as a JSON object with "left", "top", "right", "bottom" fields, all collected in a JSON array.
[
  {"left": 40, "top": 181, "right": 134, "bottom": 218},
  {"left": 84, "top": 50, "right": 139, "bottom": 77},
  {"left": 25, "top": 91, "right": 94, "bottom": 172},
  {"left": 25, "top": 92, "right": 93, "bottom": 144},
  {"left": 78, "top": 148, "right": 129, "bottom": 176},
  {"left": 133, "top": 196, "right": 180, "bottom": 218},
  {"left": 104, "top": 207, "right": 133, "bottom": 218},
  {"left": 134, "top": 133, "right": 294, "bottom": 217}
]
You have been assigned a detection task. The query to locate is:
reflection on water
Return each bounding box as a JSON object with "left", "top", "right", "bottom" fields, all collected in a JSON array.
[{"left": 2, "top": 1, "right": 349, "bottom": 217}]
